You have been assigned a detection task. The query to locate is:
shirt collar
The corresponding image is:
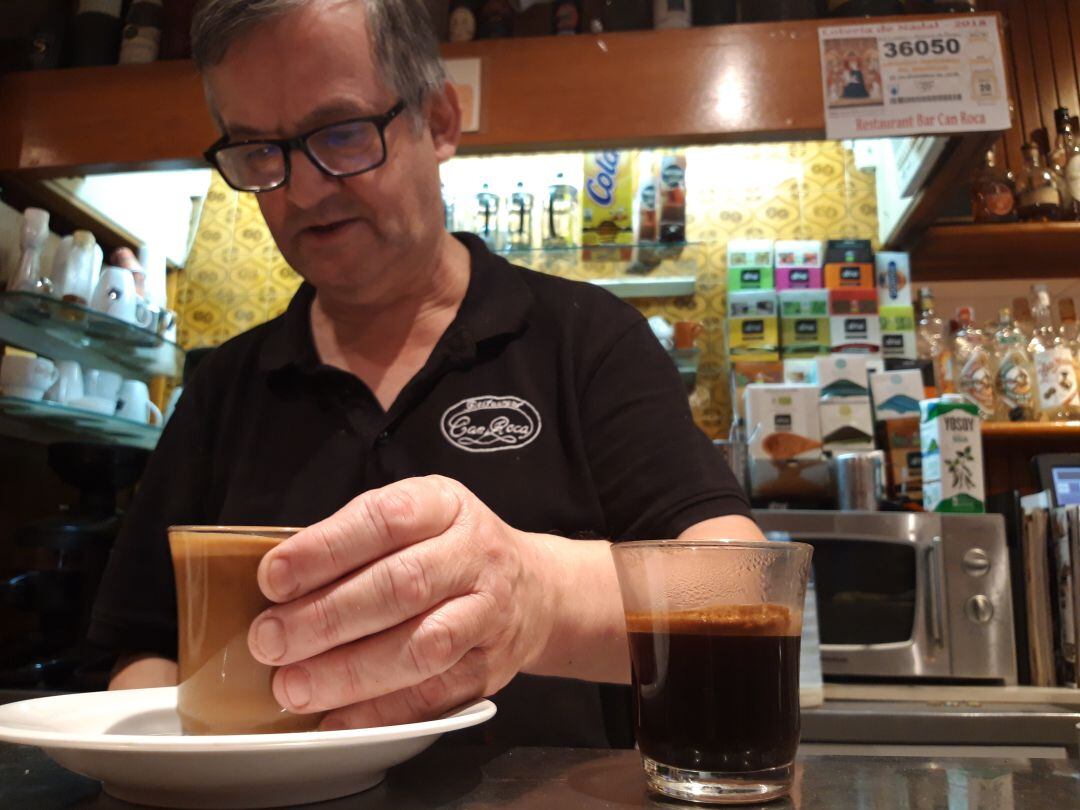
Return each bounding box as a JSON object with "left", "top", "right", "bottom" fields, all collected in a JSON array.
[{"left": 258, "top": 232, "right": 534, "bottom": 374}]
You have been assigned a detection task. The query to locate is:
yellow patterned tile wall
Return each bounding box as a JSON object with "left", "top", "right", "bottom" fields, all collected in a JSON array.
[{"left": 176, "top": 142, "right": 877, "bottom": 437}]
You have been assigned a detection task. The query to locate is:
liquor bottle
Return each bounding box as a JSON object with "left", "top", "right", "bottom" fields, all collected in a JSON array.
[
  {"left": 992, "top": 308, "right": 1036, "bottom": 422},
  {"left": 970, "top": 149, "right": 1017, "bottom": 223},
  {"left": 448, "top": 0, "right": 479, "bottom": 42},
  {"left": 953, "top": 307, "right": 996, "bottom": 419},
  {"left": 1016, "top": 143, "right": 1064, "bottom": 222},
  {"left": 916, "top": 287, "right": 956, "bottom": 394},
  {"left": 478, "top": 0, "right": 514, "bottom": 38},
  {"left": 69, "top": 0, "right": 124, "bottom": 66},
  {"left": 27, "top": 0, "right": 69, "bottom": 70},
  {"left": 1050, "top": 108, "right": 1080, "bottom": 220},
  {"left": 738, "top": 0, "right": 820, "bottom": 22},
  {"left": 654, "top": 0, "right": 692, "bottom": 29},
  {"left": 119, "top": 0, "right": 164, "bottom": 64},
  {"left": 1012, "top": 296, "right": 1034, "bottom": 342},
  {"left": 544, "top": 173, "right": 579, "bottom": 248},
  {"left": 552, "top": 0, "right": 582, "bottom": 35},
  {"left": 1029, "top": 285, "right": 1080, "bottom": 421},
  {"left": 506, "top": 182, "right": 534, "bottom": 249},
  {"left": 828, "top": 0, "right": 904, "bottom": 16},
  {"left": 474, "top": 183, "right": 500, "bottom": 249}
]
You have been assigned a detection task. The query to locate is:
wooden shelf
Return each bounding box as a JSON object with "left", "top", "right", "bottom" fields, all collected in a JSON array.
[
  {"left": 911, "top": 223, "right": 1080, "bottom": 281},
  {"left": 0, "top": 14, "right": 1004, "bottom": 176},
  {"left": 982, "top": 421, "right": 1080, "bottom": 440}
]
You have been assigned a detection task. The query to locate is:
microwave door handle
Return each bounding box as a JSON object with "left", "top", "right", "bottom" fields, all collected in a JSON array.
[{"left": 925, "top": 535, "right": 946, "bottom": 649}]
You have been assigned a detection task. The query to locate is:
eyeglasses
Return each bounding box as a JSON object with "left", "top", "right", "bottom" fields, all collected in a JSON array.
[{"left": 204, "top": 100, "right": 407, "bottom": 193}]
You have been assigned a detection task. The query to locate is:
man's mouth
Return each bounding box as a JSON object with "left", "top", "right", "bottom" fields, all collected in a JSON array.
[{"left": 302, "top": 217, "right": 362, "bottom": 238}]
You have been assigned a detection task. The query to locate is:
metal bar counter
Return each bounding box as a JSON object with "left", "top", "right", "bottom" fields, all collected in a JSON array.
[{"left": 3, "top": 740, "right": 1077, "bottom": 809}]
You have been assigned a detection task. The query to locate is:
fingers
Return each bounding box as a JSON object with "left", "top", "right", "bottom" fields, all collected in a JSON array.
[
  {"left": 109, "top": 246, "right": 141, "bottom": 270},
  {"left": 318, "top": 648, "right": 494, "bottom": 731},
  {"left": 271, "top": 592, "right": 499, "bottom": 714},
  {"left": 249, "top": 533, "right": 475, "bottom": 666},
  {"left": 258, "top": 476, "right": 465, "bottom": 603}
]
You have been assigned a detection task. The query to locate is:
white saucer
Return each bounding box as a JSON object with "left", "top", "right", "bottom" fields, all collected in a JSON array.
[{"left": 0, "top": 687, "right": 495, "bottom": 808}]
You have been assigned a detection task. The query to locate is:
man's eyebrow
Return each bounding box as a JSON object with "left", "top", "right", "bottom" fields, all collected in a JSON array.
[{"left": 223, "top": 101, "right": 380, "bottom": 141}]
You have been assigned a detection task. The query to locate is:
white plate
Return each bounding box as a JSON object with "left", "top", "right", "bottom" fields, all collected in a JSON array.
[{"left": 0, "top": 687, "right": 495, "bottom": 808}]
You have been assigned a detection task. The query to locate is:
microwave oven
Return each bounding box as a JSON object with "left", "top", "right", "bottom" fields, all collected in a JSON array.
[{"left": 755, "top": 510, "right": 1018, "bottom": 684}]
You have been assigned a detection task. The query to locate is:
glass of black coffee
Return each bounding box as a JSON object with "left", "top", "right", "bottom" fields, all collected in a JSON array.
[{"left": 611, "top": 540, "right": 812, "bottom": 804}]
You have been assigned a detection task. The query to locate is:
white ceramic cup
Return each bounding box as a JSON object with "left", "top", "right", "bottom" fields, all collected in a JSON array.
[
  {"left": 45, "top": 361, "right": 85, "bottom": 405},
  {"left": 70, "top": 396, "right": 117, "bottom": 416},
  {"left": 91, "top": 265, "right": 152, "bottom": 326},
  {"left": 116, "top": 380, "right": 163, "bottom": 425},
  {"left": 83, "top": 368, "right": 123, "bottom": 402},
  {"left": 0, "top": 356, "right": 59, "bottom": 401}
]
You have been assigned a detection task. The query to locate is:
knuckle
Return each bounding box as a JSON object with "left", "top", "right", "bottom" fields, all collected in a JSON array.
[
  {"left": 376, "top": 552, "right": 431, "bottom": 611},
  {"left": 370, "top": 488, "right": 420, "bottom": 538},
  {"left": 411, "top": 675, "right": 450, "bottom": 715},
  {"left": 309, "top": 593, "right": 344, "bottom": 648},
  {"left": 409, "top": 614, "right": 458, "bottom": 677}
]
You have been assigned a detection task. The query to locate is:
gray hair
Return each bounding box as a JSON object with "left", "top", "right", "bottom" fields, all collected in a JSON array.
[{"left": 191, "top": 0, "right": 447, "bottom": 127}]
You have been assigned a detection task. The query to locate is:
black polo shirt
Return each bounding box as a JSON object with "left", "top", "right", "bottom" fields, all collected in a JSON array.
[{"left": 89, "top": 233, "right": 750, "bottom": 747}]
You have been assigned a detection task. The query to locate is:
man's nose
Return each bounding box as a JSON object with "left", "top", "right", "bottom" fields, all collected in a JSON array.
[{"left": 285, "top": 149, "right": 341, "bottom": 209}]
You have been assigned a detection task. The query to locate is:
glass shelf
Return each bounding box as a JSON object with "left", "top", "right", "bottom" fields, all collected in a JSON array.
[
  {"left": 0, "top": 292, "right": 183, "bottom": 381},
  {"left": 0, "top": 395, "right": 162, "bottom": 450},
  {"left": 495, "top": 240, "right": 700, "bottom": 256}
]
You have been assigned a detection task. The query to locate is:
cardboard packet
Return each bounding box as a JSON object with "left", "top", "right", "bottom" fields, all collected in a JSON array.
[
  {"left": 820, "top": 398, "right": 875, "bottom": 453},
  {"left": 817, "top": 354, "right": 885, "bottom": 399},
  {"left": 875, "top": 251, "right": 912, "bottom": 307},
  {"left": 870, "top": 368, "right": 924, "bottom": 421},
  {"left": 583, "top": 150, "right": 635, "bottom": 259},
  {"left": 920, "top": 397, "right": 985, "bottom": 513}
]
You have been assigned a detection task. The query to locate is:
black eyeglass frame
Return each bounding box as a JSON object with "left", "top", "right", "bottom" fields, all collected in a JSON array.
[{"left": 203, "top": 99, "right": 407, "bottom": 193}]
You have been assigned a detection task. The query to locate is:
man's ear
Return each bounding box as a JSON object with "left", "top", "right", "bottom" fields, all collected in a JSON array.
[{"left": 428, "top": 81, "right": 462, "bottom": 163}]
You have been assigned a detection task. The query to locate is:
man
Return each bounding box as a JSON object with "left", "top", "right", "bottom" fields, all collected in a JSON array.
[{"left": 90, "top": 0, "right": 761, "bottom": 746}]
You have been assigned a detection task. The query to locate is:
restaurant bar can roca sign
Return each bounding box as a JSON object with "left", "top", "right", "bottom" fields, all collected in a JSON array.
[
  {"left": 441, "top": 395, "right": 542, "bottom": 453},
  {"left": 819, "top": 14, "right": 1011, "bottom": 140}
]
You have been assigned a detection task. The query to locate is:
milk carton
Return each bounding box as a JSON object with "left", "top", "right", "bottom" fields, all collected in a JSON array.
[
  {"left": 583, "top": 150, "right": 635, "bottom": 258},
  {"left": 920, "top": 397, "right": 985, "bottom": 513}
]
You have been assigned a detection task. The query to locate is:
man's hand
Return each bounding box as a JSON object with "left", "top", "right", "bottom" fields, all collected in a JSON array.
[{"left": 246, "top": 475, "right": 564, "bottom": 730}]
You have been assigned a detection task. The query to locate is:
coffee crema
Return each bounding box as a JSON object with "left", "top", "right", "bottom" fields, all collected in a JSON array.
[
  {"left": 171, "top": 529, "right": 323, "bottom": 735},
  {"left": 626, "top": 603, "right": 801, "bottom": 774}
]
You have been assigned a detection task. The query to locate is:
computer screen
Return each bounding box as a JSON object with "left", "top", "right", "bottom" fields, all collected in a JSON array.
[{"left": 1051, "top": 466, "right": 1080, "bottom": 507}]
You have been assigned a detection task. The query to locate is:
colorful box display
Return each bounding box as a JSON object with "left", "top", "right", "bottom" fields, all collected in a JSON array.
[
  {"left": 728, "top": 291, "right": 779, "bottom": 318},
  {"left": 880, "top": 304, "right": 917, "bottom": 361},
  {"left": 820, "top": 398, "right": 875, "bottom": 453},
  {"left": 829, "top": 289, "right": 881, "bottom": 353},
  {"left": 728, "top": 239, "right": 775, "bottom": 291},
  {"left": 817, "top": 354, "right": 884, "bottom": 399},
  {"left": 824, "top": 239, "right": 874, "bottom": 290},
  {"left": 775, "top": 240, "right": 824, "bottom": 290}
]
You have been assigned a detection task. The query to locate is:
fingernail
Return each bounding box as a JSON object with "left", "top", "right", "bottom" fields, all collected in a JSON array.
[
  {"left": 282, "top": 666, "right": 312, "bottom": 709},
  {"left": 251, "top": 616, "right": 286, "bottom": 662},
  {"left": 267, "top": 556, "right": 297, "bottom": 599}
]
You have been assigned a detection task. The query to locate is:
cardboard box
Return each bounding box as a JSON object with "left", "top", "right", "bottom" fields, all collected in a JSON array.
[
  {"left": 728, "top": 290, "right": 778, "bottom": 318},
  {"left": 781, "top": 317, "right": 830, "bottom": 357},
  {"left": 824, "top": 239, "right": 874, "bottom": 290},
  {"left": 817, "top": 354, "right": 885, "bottom": 399},
  {"left": 728, "top": 239, "right": 774, "bottom": 269},
  {"left": 780, "top": 289, "right": 829, "bottom": 318},
  {"left": 875, "top": 251, "right": 913, "bottom": 307},
  {"left": 657, "top": 152, "right": 687, "bottom": 243},
  {"left": 880, "top": 304, "right": 917, "bottom": 360},
  {"left": 825, "top": 262, "right": 874, "bottom": 290},
  {"left": 920, "top": 397, "right": 985, "bottom": 513},
  {"left": 745, "top": 384, "right": 822, "bottom": 461},
  {"left": 870, "top": 368, "right": 924, "bottom": 421},
  {"left": 820, "top": 398, "right": 875, "bottom": 453},
  {"left": 583, "top": 150, "right": 635, "bottom": 248},
  {"left": 728, "top": 316, "right": 780, "bottom": 361},
  {"left": 728, "top": 239, "right": 775, "bottom": 291},
  {"left": 830, "top": 315, "right": 882, "bottom": 354},
  {"left": 731, "top": 361, "right": 784, "bottom": 418},
  {"left": 775, "top": 240, "right": 824, "bottom": 290},
  {"left": 783, "top": 358, "right": 819, "bottom": 385}
]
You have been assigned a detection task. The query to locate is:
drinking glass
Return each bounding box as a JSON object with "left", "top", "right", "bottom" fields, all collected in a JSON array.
[{"left": 611, "top": 539, "right": 812, "bottom": 804}]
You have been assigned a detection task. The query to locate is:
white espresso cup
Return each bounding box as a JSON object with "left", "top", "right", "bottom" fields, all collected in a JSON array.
[
  {"left": 91, "top": 265, "right": 152, "bottom": 327},
  {"left": 116, "top": 380, "right": 163, "bottom": 425},
  {"left": 83, "top": 367, "right": 123, "bottom": 402},
  {"left": 70, "top": 396, "right": 117, "bottom": 416},
  {"left": 0, "top": 356, "right": 59, "bottom": 401},
  {"left": 44, "top": 361, "right": 85, "bottom": 405}
]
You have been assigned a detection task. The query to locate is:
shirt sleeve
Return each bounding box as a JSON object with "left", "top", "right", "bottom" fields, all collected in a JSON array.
[
  {"left": 579, "top": 317, "right": 752, "bottom": 541},
  {"left": 87, "top": 374, "right": 214, "bottom": 659}
]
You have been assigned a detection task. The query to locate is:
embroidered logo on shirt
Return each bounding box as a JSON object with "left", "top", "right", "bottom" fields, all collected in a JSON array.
[{"left": 440, "top": 395, "right": 542, "bottom": 453}]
